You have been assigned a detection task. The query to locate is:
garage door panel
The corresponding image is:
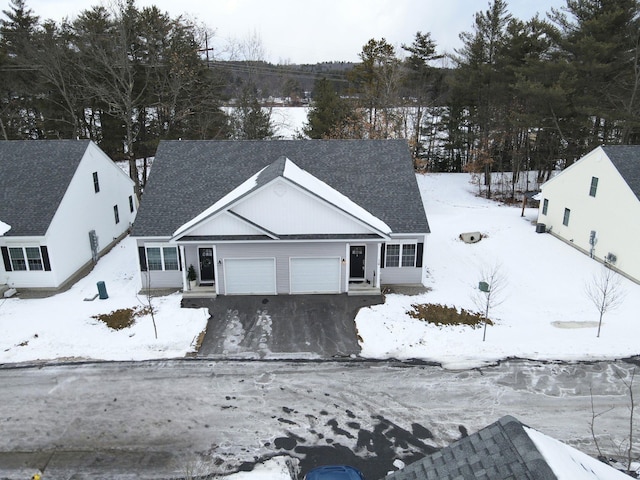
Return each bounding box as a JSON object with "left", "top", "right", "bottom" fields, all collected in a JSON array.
[
  {"left": 224, "top": 258, "right": 276, "bottom": 295},
  {"left": 290, "top": 257, "right": 341, "bottom": 294}
]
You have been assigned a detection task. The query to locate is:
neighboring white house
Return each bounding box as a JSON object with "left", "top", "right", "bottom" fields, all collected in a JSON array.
[
  {"left": 131, "top": 140, "right": 430, "bottom": 296},
  {"left": 537, "top": 145, "right": 640, "bottom": 282},
  {"left": 0, "top": 140, "right": 137, "bottom": 290}
]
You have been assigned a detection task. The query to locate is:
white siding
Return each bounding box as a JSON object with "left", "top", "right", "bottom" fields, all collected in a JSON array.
[
  {"left": 232, "top": 178, "right": 374, "bottom": 235},
  {"left": 45, "top": 142, "right": 136, "bottom": 288},
  {"left": 539, "top": 147, "right": 640, "bottom": 282},
  {"left": 188, "top": 211, "right": 265, "bottom": 237},
  {"left": 1, "top": 142, "right": 136, "bottom": 289}
]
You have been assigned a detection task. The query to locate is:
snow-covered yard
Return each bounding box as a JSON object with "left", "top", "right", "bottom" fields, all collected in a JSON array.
[
  {"left": 1, "top": 172, "right": 639, "bottom": 369},
  {"left": 357, "top": 173, "right": 640, "bottom": 368}
]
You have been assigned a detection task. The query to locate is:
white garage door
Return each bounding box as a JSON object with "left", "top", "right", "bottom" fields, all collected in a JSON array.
[
  {"left": 290, "top": 257, "right": 341, "bottom": 294},
  {"left": 224, "top": 258, "right": 276, "bottom": 295}
]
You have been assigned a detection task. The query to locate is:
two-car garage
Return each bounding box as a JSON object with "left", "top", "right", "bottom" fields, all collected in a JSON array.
[{"left": 222, "top": 256, "right": 342, "bottom": 295}]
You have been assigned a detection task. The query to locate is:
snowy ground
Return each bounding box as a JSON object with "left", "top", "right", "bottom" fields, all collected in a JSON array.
[
  {"left": 0, "top": 238, "right": 209, "bottom": 364},
  {"left": 357, "top": 173, "right": 640, "bottom": 368},
  {"left": 2, "top": 172, "right": 640, "bottom": 368}
]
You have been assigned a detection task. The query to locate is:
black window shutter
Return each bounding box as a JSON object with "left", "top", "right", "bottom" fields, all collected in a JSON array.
[
  {"left": 138, "top": 246, "right": 147, "bottom": 271},
  {"left": 416, "top": 243, "right": 424, "bottom": 267},
  {"left": 380, "top": 244, "right": 386, "bottom": 268},
  {"left": 1, "top": 246, "right": 11, "bottom": 272},
  {"left": 177, "top": 247, "right": 182, "bottom": 271},
  {"left": 40, "top": 246, "right": 51, "bottom": 271}
]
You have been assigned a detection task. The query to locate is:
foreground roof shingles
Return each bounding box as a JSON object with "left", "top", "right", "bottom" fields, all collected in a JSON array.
[
  {"left": 0, "top": 140, "right": 91, "bottom": 236},
  {"left": 131, "top": 140, "right": 429, "bottom": 237},
  {"left": 385, "top": 416, "right": 557, "bottom": 480}
]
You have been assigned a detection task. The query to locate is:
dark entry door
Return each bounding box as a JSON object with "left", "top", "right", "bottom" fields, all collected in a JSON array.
[
  {"left": 199, "top": 248, "right": 215, "bottom": 283},
  {"left": 349, "top": 245, "right": 365, "bottom": 280}
]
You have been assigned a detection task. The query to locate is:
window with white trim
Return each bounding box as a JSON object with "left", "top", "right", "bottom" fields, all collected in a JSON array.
[
  {"left": 146, "top": 246, "right": 179, "bottom": 271},
  {"left": 563, "top": 208, "right": 571, "bottom": 226},
  {"left": 93, "top": 171, "right": 100, "bottom": 193},
  {"left": 401, "top": 244, "right": 416, "bottom": 267},
  {"left": 9, "top": 247, "right": 43, "bottom": 271},
  {"left": 113, "top": 205, "right": 120, "bottom": 224},
  {"left": 542, "top": 198, "right": 548, "bottom": 215},
  {"left": 129, "top": 195, "right": 135, "bottom": 213},
  {"left": 385, "top": 243, "right": 417, "bottom": 268}
]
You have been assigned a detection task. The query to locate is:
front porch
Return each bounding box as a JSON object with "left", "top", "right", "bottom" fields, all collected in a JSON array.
[{"left": 182, "top": 283, "right": 217, "bottom": 299}]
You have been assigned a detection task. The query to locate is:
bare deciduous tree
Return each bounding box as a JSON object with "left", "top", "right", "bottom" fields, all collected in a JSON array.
[
  {"left": 585, "top": 265, "right": 625, "bottom": 338},
  {"left": 472, "top": 262, "right": 507, "bottom": 341}
]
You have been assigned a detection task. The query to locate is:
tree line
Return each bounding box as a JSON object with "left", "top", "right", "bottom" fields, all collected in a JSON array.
[
  {"left": 305, "top": 0, "right": 640, "bottom": 197},
  {"left": 1, "top": 0, "right": 639, "bottom": 198}
]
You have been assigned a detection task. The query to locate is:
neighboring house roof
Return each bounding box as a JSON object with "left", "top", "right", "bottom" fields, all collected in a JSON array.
[
  {"left": 601, "top": 145, "right": 640, "bottom": 201},
  {"left": 172, "top": 156, "right": 392, "bottom": 239},
  {"left": 0, "top": 140, "right": 92, "bottom": 236},
  {"left": 385, "top": 415, "right": 628, "bottom": 480},
  {"left": 131, "top": 140, "right": 429, "bottom": 238}
]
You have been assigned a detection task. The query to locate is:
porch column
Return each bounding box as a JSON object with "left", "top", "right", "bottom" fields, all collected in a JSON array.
[
  {"left": 375, "top": 242, "right": 381, "bottom": 288},
  {"left": 179, "top": 245, "right": 188, "bottom": 291},
  {"left": 344, "top": 243, "right": 350, "bottom": 293}
]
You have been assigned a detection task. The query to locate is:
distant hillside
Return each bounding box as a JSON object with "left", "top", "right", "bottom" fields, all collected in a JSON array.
[{"left": 212, "top": 61, "right": 355, "bottom": 104}]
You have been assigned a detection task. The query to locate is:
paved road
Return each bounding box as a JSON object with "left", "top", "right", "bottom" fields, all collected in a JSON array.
[{"left": 1, "top": 359, "right": 639, "bottom": 479}]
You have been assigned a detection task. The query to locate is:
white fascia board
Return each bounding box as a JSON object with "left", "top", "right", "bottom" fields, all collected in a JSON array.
[
  {"left": 172, "top": 166, "right": 267, "bottom": 238},
  {"left": 0, "top": 220, "right": 10, "bottom": 236},
  {"left": 282, "top": 158, "right": 392, "bottom": 235},
  {"left": 175, "top": 237, "right": 385, "bottom": 245}
]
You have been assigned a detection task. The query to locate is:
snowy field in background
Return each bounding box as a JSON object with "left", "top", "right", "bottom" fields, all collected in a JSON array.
[
  {"left": 1, "top": 172, "right": 640, "bottom": 368},
  {"left": 357, "top": 173, "right": 640, "bottom": 368}
]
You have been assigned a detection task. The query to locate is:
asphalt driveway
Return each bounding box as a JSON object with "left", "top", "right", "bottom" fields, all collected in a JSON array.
[{"left": 183, "top": 294, "right": 383, "bottom": 359}]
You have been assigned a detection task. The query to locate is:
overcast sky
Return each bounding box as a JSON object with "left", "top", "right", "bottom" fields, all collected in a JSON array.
[{"left": 25, "top": 0, "right": 568, "bottom": 64}]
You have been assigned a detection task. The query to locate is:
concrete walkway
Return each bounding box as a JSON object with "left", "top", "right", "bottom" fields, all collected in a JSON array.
[{"left": 183, "top": 294, "right": 383, "bottom": 359}]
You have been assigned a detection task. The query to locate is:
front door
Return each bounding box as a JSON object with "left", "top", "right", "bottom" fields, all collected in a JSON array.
[
  {"left": 199, "top": 247, "right": 215, "bottom": 283},
  {"left": 349, "top": 245, "right": 365, "bottom": 280}
]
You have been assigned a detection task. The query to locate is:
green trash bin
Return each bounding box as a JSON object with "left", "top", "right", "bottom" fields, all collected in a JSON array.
[{"left": 97, "top": 281, "right": 108, "bottom": 300}]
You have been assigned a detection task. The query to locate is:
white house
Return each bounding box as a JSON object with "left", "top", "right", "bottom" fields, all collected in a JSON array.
[
  {"left": 537, "top": 145, "right": 640, "bottom": 282},
  {"left": 131, "top": 140, "right": 430, "bottom": 296},
  {"left": 0, "top": 140, "right": 137, "bottom": 290}
]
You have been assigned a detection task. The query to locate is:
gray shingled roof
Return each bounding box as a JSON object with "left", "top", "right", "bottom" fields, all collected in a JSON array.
[
  {"left": 0, "top": 140, "right": 91, "bottom": 236},
  {"left": 385, "top": 416, "right": 557, "bottom": 480},
  {"left": 601, "top": 145, "right": 640, "bottom": 200},
  {"left": 131, "top": 140, "right": 430, "bottom": 237}
]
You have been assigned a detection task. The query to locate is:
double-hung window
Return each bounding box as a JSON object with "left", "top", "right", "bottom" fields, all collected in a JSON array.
[
  {"left": 8, "top": 247, "right": 43, "bottom": 271},
  {"left": 113, "top": 205, "right": 120, "bottom": 224},
  {"left": 401, "top": 244, "right": 416, "bottom": 267},
  {"left": 563, "top": 208, "right": 571, "bottom": 226},
  {"left": 146, "top": 246, "right": 179, "bottom": 271},
  {"left": 589, "top": 177, "right": 598, "bottom": 197},
  {"left": 93, "top": 172, "right": 100, "bottom": 193},
  {"left": 385, "top": 243, "right": 417, "bottom": 268},
  {"left": 542, "top": 198, "right": 548, "bottom": 215}
]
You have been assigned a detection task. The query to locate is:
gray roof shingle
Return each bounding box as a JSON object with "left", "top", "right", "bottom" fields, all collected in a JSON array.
[
  {"left": 385, "top": 416, "right": 557, "bottom": 480},
  {"left": 0, "top": 140, "right": 91, "bottom": 236},
  {"left": 601, "top": 145, "right": 640, "bottom": 200},
  {"left": 131, "top": 140, "right": 429, "bottom": 237}
]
